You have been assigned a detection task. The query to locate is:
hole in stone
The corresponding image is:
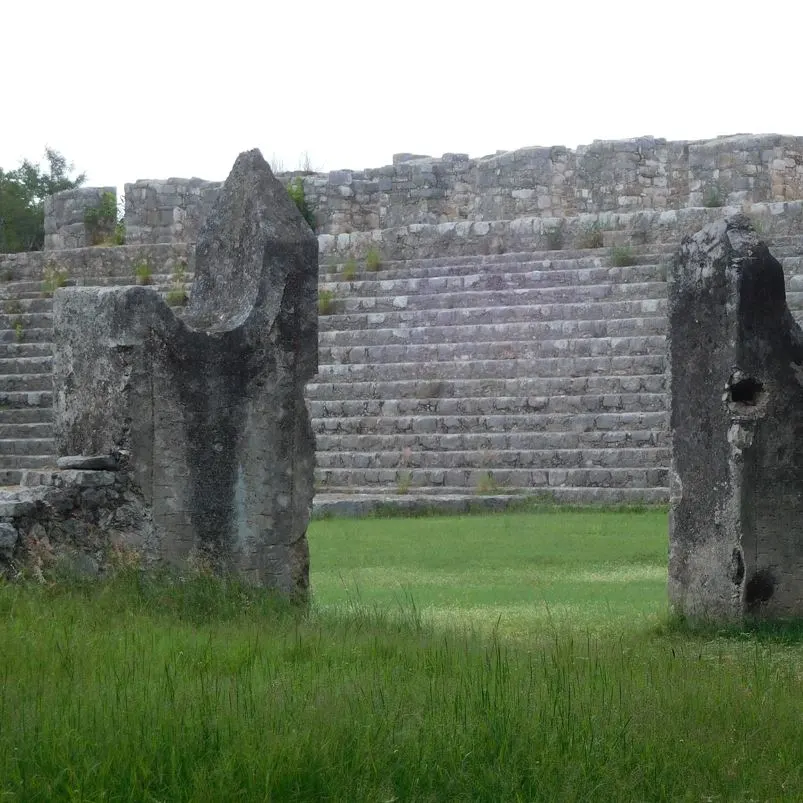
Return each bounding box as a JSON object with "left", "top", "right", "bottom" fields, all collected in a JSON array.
[
  {"left": 728, "top": 375, "right": 763, "bottom": 405},
  {"left": 746, "top": 568, "right": 775, "bottom": 611}
]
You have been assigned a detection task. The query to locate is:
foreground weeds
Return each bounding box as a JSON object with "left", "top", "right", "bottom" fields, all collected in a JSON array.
[{"left": 2, "top": 511, "right": 803, "bottom": 801}]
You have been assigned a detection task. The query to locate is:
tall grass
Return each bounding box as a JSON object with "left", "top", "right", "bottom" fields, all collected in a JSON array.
[{"left": 1, "top": 511, "right": 802, "bottom": 800}]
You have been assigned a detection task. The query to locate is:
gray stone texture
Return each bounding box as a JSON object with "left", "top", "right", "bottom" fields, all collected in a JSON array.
[
  {"left": 51, "top": 150, "right": 318, "bottom": 594},
  {"left": 668, "top": 214, "right": 803, "bottom": 620},
  {"left": 40, "top": 134, "right": 801, "bottom": 243},
  {"left": 43, "top": 187, "right": 116, "bottom": 251}
]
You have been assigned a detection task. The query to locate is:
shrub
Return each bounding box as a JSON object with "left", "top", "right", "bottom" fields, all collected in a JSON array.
[
  {"left": 365, "top": 246, "right": 382, "bottom": 272},
  {"left": 13, "top": 319, "right": 24, "bottom": 342},
  {"left": 544, "top": 224, "right": 564, "bottom": 251},
  {"left": 4, "top": 299, "right": 22, "bottom": 316},
  {"left": 42, "top": 264, "right": 68, "bottom": 297},
  {"left": 318, "top": 288, "right": 336, "bottom": 315},
  {"left": 342, "top": 259, "right": 358, "bottom": 281},
  {"left": 287, "top": 177, "right": 316, "bottom": 231},
  {"left": 702, "top": 186, "right": 725, "bottom": 208},
  {"left": 166, "top": 260, "right": 188, "bottom": 306},
  {"left": 578, "top": 221, "right": 604, "bottom": 249},
  {"left": 134, "top": 261, "right": 152, "bottom": 286},
  {"left": 84, "top": 191, "right": 118, "bottom": 245},
  {"left": 610, "top": 245, "right": 637, "bottom": 267},
  {"left": 476, "top": 471, "right": 503, "bottom": 495},
  {"left": 396, "top": 471, "right": 413, "bottom": 495}
]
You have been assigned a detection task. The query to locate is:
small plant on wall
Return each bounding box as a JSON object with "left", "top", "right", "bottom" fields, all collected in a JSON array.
[
  {"left": 134, "top": 261, "right": 152, "bottom": 286},
  {"left": 165, "top": 260, "right": 188, "bottom": 306},
  {"left": 287, "top": 178, "right": 316, "bottom": 231},
  {"left": 42, "top": 264, "right": 68, "bottom": 297},
  {"left": 84, "top": 191, "right": 119, "bottom": 245},
  {"left": 365, "top": 246, "right": 382, "bottom": 272},
  {"left": 318, "top": 288, "right": 337, "bottom": 315}
]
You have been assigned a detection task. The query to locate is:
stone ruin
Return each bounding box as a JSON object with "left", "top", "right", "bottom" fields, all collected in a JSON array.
[
  {"left": 669, "top": 214, "right": 803, "bottom": 620},
  {"left": 0, "top": 150, "right": 318, "bottom": 596}
]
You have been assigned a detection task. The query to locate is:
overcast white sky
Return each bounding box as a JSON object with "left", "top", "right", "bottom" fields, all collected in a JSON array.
[{"left": 3, "top": 0, "right": 801, "bottom": 192}]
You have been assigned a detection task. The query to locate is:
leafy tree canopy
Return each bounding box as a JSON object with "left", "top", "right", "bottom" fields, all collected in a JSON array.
[{"left": 0, "top": 148, "right": 86, "bottom": 253}]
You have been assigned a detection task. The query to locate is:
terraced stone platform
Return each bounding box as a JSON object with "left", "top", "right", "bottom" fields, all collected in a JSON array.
[{"left": 3, "top": 235, "right": 803, "bottom": 508}]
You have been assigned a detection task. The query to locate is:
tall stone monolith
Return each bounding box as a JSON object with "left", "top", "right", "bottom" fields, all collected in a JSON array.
[
  {"left": 669, "top": 214, "right": 803, "bottom": 620},
  {"left": 52, "top": 149, "right": 318, "bottom": 596}
]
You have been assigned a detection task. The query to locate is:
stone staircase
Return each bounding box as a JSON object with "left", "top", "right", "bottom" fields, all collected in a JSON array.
[{"left": 3, "top": 237, "right": 803, "bottom": 505}]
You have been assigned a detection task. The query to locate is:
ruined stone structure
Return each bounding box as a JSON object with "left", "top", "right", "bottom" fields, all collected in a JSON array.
[
  {"left": 3, "top": 133, "right": 803, "bottom": 516},
  {"left": 0, "top": 151, "right": 318, "bottom": 590},
  {"left": 669, "top": 215, "right": 803, "bottom": 619},
  {"left": 54, "top": 134, "right": 803, "bottom": 246}
]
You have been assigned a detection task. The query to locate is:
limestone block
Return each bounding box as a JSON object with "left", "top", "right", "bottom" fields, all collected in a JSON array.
[
  {"left": 53, "top": 150, "right": 318, "bottom": 596},
  {"left": 669, "top": 214, "right": 803, "bottom": 620}
]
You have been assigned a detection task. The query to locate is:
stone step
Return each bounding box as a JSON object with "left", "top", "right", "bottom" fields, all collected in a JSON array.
[
  {"left": 0, "top": 454, "right": 54, "bottom": 470},
  {"left": 318, "top": 316, "right": 667, "bottom": 348},
  {"left": 314, "top": 486, "right": 670, "bottom": 510},
  {"left": 0, "top": 406, "right": 53, "bottom": 425},
  {"left": 0, "top": 373, "right": 53, "bottom": 393},
  {"left": 0, "top": 342, "right": 53, "bottom": 360},
  {"left": 316, "top": 426, "right": 669, "bottom": 453},
  {"left": 0, "top": 297, "right": 53, "bottom": 314},
  {"left": 314, "top": 465, "right": 669, "bottom": 490},
  {"left": 315, "top": 354, "right": 667, "bottom": 382},
  {"left": 0, "top": 356, "right": 53, "bottom": 375},
  {"left": 0, "top": 391, "right": 53, "bottom": 409},
  {"left": 319, "top": 335, "right": 667, "bottom": 366},
  {"left": 0, "top": 469, "right": 22, "bottom": 487},
  {"left": 319, "top": 299, "right": 668, "bottom": 331},
  {"left": 0, "top": 328, "right": 54, "bottom": 344},
  {"left": 305, "top": 374, "right": 668, "bottom": 401},
  {"left": 323, "top": 252, "right": 670, "bottom": 282},
  {"left": 316, "top": 447, "right": 670, "bottom": 471},
  {"left": 320, "top": 264, "right": 668, "bottom": 297},
  {"left": 0, "top": 312, "right": 53, "bottom": 331},
  {"left": 0, "top": 438, "right": 55, "bottom": 457},
  {"left": 311, "top": 406, "right": 666, "bottom": 430},
  {"left": 330, "top": 281, "right": 669, "bottom": 314},
  {"left": 311, "top": 397, "right": 667, "bottom": 431},
  {"left": 0, "top": 421, "right": 53, "bottom": 439}
]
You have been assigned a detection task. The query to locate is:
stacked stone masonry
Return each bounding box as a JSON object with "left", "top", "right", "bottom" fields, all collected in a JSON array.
[
  {"left": 9, "top": 134, "right": 803, "bottom": 510},
  {"left": 43, "top": 134, "right": 803, "bottom": 247}
]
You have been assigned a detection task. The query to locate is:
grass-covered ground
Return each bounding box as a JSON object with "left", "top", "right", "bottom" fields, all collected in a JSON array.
[{"left": 2, "top": 508, "right": 803, "bottom": 801}]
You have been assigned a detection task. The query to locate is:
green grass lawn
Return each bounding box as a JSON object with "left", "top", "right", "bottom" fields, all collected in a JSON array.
[
  {"left": 310, "top": 509, "right": 668, "bottom": 637},
  {"left": 2, "top": 509, "right": 803, "bottom": 801}
]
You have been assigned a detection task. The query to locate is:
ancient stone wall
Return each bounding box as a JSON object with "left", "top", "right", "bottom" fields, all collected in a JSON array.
[
  {"left": 44, "top": 187, "right": 116, "bottom": 251},
  {"left": 41, "top": 134, "right": 801, "bottom": 244},
  {"left": 123, "top": 178, "right": 221, "bottom": 245}
]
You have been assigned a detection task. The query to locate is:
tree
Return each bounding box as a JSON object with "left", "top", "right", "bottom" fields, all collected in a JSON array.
[{"left": 0, "top": 148, "right": 86, "bottom": 252}]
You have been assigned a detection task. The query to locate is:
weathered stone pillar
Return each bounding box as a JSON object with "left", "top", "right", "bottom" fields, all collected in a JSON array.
[
  {"left": 669, "top": 214, "right": 803, "bottom": 620},
  {"left": 53, "top": 150, "right": 318, "bottom": 596}
]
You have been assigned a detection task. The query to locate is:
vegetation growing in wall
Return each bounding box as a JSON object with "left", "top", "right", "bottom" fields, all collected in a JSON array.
[
  {"left": 41, "top": 264, "right": 69, "bottom": 297},
  {"left": 341, "top": 258, "right": 358, "bottom": 281},
  {"left": 287, "top": 177, "right": 316, "bottom": 232},
  {"left": 577, "top": 221, "right": 604, "bottom": 249},
  {"left": 134, "top": 261, "right": 153, "bottom": 286},
  {"left": 365, "top": 246, "right": 382, "bottom": 272},
  {"left": 702, "top": 186, "right": 725, "bottom": 208},
  {"left": 318, "top": 288, "right": 337, "bottom": 315},
  {"left": 0, "top": 149, "right": 85, "bottom": 253},
  {"left": 610, "top": 245, "right": 637, "bottom": 267},
  {"left": 165, "top": 260, "right": 188, "bottom": 307},
  {"left": 543, "top": 223, "right": 565, "bottom": 251},
  {"left": 84, "top": 192, "right": 119, "bottom": 245}
]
